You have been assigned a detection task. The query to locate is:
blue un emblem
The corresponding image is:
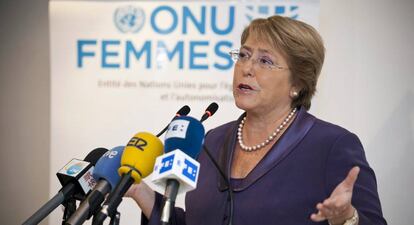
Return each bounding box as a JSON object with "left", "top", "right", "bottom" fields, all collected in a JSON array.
[
  {"left": 160, "top": 155, "right": 175, "bottom": 174},
  {"left": 245, "top": 5, "right": 299, "bottom": 21},
  {"left": 182, "top": 159, "right": 198, "bottom": 182},
  {"left": 114, "top": 5, "right": 145, "bottom": 33}
]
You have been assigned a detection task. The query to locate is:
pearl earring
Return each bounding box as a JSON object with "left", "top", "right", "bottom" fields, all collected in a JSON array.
[{"left": 291, "top": 91, "right": 298, "bottom": 97}]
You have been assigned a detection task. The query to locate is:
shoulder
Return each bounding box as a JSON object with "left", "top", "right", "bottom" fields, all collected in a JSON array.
[
  {"left": 298, "top": 111, "right": 363, "bottom": 153},
  {"left": 310, "top": 114, "right": 365, "bottom": 159},
  {"left": 197, "top": 120, "right": 238, "bottom": 162},
  {"left": 201, "top": 119, "right": 240, "bottom": 156},
  {"left": 308, "top": 113, "right": 359, "bottom": 144},
  {"left": 204, "top": 120, "right": 237, "bottom": 144}
]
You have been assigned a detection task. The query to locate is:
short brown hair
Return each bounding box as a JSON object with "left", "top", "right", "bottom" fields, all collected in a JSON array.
[{"left": 241, "top": 15, "right": 325, "bottom": 110}]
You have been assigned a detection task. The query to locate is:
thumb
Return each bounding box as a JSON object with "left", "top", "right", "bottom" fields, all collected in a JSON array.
[{"left": 342, "top": 166, "right": 360, "bottom": 189}]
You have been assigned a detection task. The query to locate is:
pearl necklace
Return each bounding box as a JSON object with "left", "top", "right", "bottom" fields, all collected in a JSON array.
[{"left": 237, "top": 108, "right": 297, "bottom": 152}]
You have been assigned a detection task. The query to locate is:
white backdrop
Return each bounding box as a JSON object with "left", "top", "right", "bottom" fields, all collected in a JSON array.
[
  {"left": 45, "top": 0, "right": 414, "bottom": 225},
  {"left": 49, "top": 1, "right": 320, "bottom": 224}
]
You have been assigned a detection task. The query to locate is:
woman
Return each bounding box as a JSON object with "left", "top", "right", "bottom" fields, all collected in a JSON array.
[{"left": 126, "top": 16, "right": 387, "bottom": 225}]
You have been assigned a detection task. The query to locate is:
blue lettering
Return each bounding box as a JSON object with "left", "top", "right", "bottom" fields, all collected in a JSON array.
[
  {"left": 160, "top": 154, "right": 174, "bottom": 174},
  {"left": 183, "top": 6, "right": 206, "bottom": 34},
  {"left": 214, "top": 41, "right": 233, "bottom": 70},
  {"left": 182, "top": 159, "right": 198, "bottom": 182},
  {"left": 211, "top": 6, "right": 235, "bottom": 35},
  {"left": 125, "top": 41, "right": 151, "bottom": 68},
  {"left": 77, "top": 40, "right": 97, "bottom": 68},
  {"left": 151, "top": 6, "right": 178, "bottom": 34},
  {"left": 77, "top": 39, "right": 234, "bottom": 70},
  {"left": 157, "top": 41, "right": 184, "bottom": 69},
  {"left": 102, "top": 40, "right": 120, "bottom": 68},
  {"left": 189, "top": 41, "right": 209, "bottom": 70}
]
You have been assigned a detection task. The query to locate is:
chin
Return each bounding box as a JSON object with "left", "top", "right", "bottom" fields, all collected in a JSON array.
[{"left": 234, "top": 98, "right": 255, "bottom": 112}]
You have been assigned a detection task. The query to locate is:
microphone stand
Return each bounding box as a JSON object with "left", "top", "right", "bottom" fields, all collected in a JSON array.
[
  {"left": 62, "top": 198, "right": 77, "bottom": 225},
  {"left": 109, "top": 211, "right": 120, "bottom": 225}
]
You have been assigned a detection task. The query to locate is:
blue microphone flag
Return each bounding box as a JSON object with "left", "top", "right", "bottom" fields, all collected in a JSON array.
[
  {"left": 92, "top": 146, "right": 124, "bottom": 189},
  {"left": 164, "top": 116, "right": 205, "bottom": 159}
]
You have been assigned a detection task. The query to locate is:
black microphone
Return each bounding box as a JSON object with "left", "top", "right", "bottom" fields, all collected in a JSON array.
[
  {"left": 197, "top": 103, "right": 234, "bottom": 225},
  {"left": 200, "top": 102, "right": 219, "bottom": 122},
  {"left": 22, "top": 148, "right": 108, "bottom": 225},
  {"left": 157, "top": 105, "right": 191, "bottom": 137}
]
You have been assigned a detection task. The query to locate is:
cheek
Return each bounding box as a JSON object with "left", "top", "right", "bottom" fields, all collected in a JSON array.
[
  {"left": 232, "top": 68, "right": 240, "bottom": 87},
  {"left": 259, "top": 74, "right": 292, "bottom": 96}
]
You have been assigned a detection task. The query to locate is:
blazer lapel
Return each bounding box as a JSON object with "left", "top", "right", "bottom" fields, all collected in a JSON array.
[{"left": 218, "top": 108, "right": 316, "bottom": 192}]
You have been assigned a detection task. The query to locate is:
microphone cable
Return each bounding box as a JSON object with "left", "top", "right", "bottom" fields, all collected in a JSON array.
[
  {"left": 199, "top": 102, "right": 233, "bottom": 225},
  {"left": 202, "top": 145, "right": 233, "bottom": 225}
]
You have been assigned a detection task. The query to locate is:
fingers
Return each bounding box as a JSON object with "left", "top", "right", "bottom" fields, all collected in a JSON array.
[
  {"left": 310, "top": 202, "right": 330, "bottom": 222},
  {"left": 310, "top": 200, "right": 337, "bottom": 221},
  {"left": 322, "top": 198, "right": 349, "bottom": 215},
  {"left": 311, "top": 167, "right": 360, "bottom": 223},
  {"left": 318, "top": 202, "right": 333, "bottom": 217},
  {"left": 310, "top": 210, "right": 326, "bottom": 222},
  {"left": 310, "top": 200, "right": 347, "bottom": 222},
  {"left": 343, "top": 166, "right": 360, "bottom": 189}
]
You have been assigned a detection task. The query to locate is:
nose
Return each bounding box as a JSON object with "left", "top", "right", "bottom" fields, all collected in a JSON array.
[{"left": 240, "top": 58, "right": 255, "bottom": 77}]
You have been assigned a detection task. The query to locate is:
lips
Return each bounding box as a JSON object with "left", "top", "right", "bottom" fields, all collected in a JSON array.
[{"left": 238, "top": 83, "right": 253, "bottom": 91}]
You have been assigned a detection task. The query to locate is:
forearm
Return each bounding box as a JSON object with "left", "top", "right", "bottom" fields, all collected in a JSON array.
[
  {"left": 126, "top": 181, "right": 189, "bottom": 225},
  {"left": 129, "top": 182, "right": 156, "bottom": 219}
]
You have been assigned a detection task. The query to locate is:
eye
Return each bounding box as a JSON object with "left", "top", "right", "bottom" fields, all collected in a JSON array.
[
  {"left": 238, "top": 50, "right": 250, "bottom": 60},
  {"left": 258, "top": 56, "right": 274, "bottom": 66}
]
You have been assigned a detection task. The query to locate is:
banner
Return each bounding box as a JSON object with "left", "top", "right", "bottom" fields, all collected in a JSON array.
[{"left": 50, "top": 0, "right": 320, "bottom": 224}]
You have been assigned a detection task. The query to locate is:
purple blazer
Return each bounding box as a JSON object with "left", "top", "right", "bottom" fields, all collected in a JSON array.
[{"left": 143, "top": 108, "right": 387, "bottom": 225}]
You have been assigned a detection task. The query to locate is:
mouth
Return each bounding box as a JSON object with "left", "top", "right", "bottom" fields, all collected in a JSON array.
[{"left": 238, "top": 83, "right": 254, "bottom": 91}]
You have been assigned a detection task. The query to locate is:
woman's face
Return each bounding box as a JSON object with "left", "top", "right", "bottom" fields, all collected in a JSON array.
[{"left": 233, "top": 35, "right": 295, "bottom": 115}]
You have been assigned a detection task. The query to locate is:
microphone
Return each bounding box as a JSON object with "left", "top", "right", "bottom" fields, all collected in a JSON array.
[
  {"left": 196, "top": 102, "right": 234, "bottom": 225},
  {"left": 93, "top": 132, "right": 163, "bottom": 225},
  {"left": 23, "top": 148, "right": 108, "bottom": 225},
  {"left": 66, "top": 146, "right": 124, "bottom": 225},
  {"left": 151, "top": 116, "right": 205, "bottom": 225},
  {"left": 157, "top": 105, "right": 191, "bottom": 137},
  {"left": 200, "top": 102, "right": 219, "bottom": 122}
]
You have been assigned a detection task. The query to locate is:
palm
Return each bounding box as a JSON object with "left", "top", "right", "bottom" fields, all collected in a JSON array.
[
  {"left": 310, "top": 166, "right": 360, "bottom": 223},
  {"left": 329, "top": 174, "right": 354, "bottom": 208}
]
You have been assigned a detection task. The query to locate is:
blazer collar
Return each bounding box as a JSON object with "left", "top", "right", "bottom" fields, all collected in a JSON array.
[{"left": 218, "top": 107, "right": 316, "bottom": 192}]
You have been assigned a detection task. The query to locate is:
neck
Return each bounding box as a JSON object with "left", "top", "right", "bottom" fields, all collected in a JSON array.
[
  {"left": 245, "top": 105, "right": 293, "bottom": 132},
  {"left": 239, "top": 106, "right": 297, "bottom": 151}
]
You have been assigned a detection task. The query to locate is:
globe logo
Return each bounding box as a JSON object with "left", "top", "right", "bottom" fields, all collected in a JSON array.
[
  {"left": 245, "top": 5, "right": 299, "bottom": 22},
  {"left": 114, "top": 5, "right": 145, "bottom": 33},
  {"left": 66, "top": 163, "right": 83, "bottom": 175}
]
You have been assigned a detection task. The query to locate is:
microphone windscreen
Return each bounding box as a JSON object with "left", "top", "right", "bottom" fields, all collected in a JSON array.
[
  {"left": 176, "top": 105, "right": 190, "bottom": 116},
  {"left": 164, "top": 116, "right": 205, "bottom": 159},
  {"left": 120, "top": 132, "right": 164, "bottom": 183},
  {"left": 84, "top": 148, "right": 109, "bottom": 165},
  {"left": 206, "top": 102, "right": 219, "bottom": 116},
  {"left": 93, "top": 146, "right": 124, "bottom": 189}
]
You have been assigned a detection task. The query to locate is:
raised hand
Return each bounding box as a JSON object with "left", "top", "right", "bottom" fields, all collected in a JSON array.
[{"left": 310, "top": 166, "right": 360, "bottom": 225}]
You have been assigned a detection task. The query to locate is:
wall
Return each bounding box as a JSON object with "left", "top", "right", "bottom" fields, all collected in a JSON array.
[
  {"left": 316, "top": 1, "right": 414, "bottom": 224},
  {"left": 0, "top": 0, "right": 50, "bottom": 225}
]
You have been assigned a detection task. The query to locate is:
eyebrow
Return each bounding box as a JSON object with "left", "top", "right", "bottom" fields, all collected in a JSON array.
[{"left": 241, "top": 45, "right": 275, "bottom": 55}]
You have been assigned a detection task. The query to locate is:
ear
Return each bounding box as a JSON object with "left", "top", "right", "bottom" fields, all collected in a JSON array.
[{"left": 290, "top": 87, "right": 299, "bottom": 98}]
